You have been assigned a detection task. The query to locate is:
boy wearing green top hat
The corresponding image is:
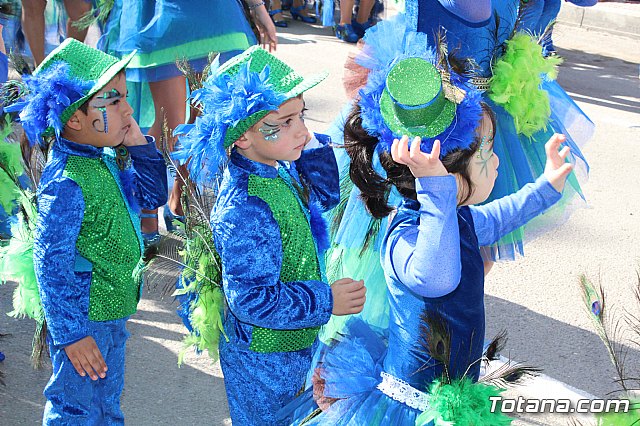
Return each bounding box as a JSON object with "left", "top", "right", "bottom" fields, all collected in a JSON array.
[
  {"left": 5, "top": 38, "right": 167, "bottom": 424},
  {"left": 174, "top": 46, "right": 366, "bottom": 425}
]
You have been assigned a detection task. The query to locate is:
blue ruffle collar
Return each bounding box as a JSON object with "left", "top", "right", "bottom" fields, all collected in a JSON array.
[{"left": 53, "top": 137, "right": 104, "bottom": 159}]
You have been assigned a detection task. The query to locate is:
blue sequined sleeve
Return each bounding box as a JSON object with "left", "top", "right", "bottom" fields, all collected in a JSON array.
[
  {"left": 386, "top": 175, "right": 462, "bottom": 298},
  {"left": 34, "top": 177, "right": 91, "bottom": 347},
  {"left": 294, "top": 134, "right": 339, "bottom": 211},
  {"left": 213, "top": 197, "right": 333, "bottom": 330},
  {"left": 128, "top": 136, "right": 168, "bottom": 210},
  {"left": 470, "top": 175, "right": 562, "bottom": 246}
]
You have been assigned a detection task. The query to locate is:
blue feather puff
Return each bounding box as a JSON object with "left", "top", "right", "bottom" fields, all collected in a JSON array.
[
  {"left": 5, "top": 62, "right": 93, "bottom": 145},
  {"left": 173, "top": 61, "right": 288, "bottom": 183},
  {"left": 308, "top": 199, "right": 330, "bottom": 253},
  {"left": 357, "top": 15, "right": 483, "bottom": 157}
]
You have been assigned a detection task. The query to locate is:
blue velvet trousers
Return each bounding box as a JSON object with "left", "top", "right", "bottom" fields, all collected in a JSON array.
[{"left": 43, "top": 318, "right": 129, "bottom": 425}]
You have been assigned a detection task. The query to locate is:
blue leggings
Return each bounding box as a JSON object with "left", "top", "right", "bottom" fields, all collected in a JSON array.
[
  {"left": 520, "top": 0, "right": 561, "bottom": 51},
  {"left": 43, "top": 319, "right": 129, "bottom": 426}
]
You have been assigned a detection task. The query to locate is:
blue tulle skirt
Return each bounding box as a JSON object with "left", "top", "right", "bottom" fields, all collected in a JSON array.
[
  {"left": 98, "top": 0, "right": 257, "bottom": 128},
  {"left": 279, "top": 319, "right": 423, "bottom": 425}
]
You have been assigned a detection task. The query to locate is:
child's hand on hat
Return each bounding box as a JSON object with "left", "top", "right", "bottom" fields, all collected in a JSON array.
[
  {"left": 122, "top": 118, "right": 147, "bottom": 147},
  {"left": 64, "top": 336, "right": 107, "bottom": 381},
  {"left": 331, "top": 278, "right": 366, "bottom": 316},
  {"left": 543, "top": 133, "right": 573, "bottom": 193},
  {"left": 391, "top": 135, "right": 448, "bottom": 178}
]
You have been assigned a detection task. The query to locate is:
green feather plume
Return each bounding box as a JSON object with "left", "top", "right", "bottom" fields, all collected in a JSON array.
[
  {"left": 0, "top": 119, "right": 24, "bottom": 212},
  {"left": 415, "top": 378, "right": 513, "bottom": 426},
  {"left": 489, "top": 33, "right": 562, "bottom": 137},
  {"left": 72, "top": 0, "right": 115, "bottom": 30}
]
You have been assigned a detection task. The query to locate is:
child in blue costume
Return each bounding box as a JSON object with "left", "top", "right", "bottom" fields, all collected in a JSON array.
[
  {"left": 322, "top": 3, "right": 593, "bottom": 336},
  {"left": 96, "top": 0, "right": 276, "bottom": 248},
  {"left": 280, "top": 25, "right": 573, "bottom": 426},
  {"left": 173, "top": 46, "right": 366, "bottom": 425},
  {"left": 4, "top": 38, "right": 167, "bottom": 424}
]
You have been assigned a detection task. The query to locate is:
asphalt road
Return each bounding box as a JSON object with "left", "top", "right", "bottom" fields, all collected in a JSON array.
[{"left": 1, "top": 10, "right": 639, "bottom": 426}]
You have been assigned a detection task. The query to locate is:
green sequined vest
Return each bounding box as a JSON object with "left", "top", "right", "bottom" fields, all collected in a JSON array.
[
  {"left": 246, "top": 173, "right": 324, "bottom": 353},
  {"left": 63, "top": 155, "right": 143, "bottom": 321}
]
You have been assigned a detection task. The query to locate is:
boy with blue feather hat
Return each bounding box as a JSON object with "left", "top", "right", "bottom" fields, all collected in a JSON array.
[
  {"left": 2, "top": 38, "right": 167, "bottom": 424},
  {"left": 173, "top": 45, "right": 367, "bottom": 425}
]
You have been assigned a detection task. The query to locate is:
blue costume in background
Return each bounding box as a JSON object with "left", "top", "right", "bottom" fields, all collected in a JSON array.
[
  {"left": 213, "top": 134, "right": 339, "bottom": 425},
  {"left": 34, "top": 137, "right": 167, "bottom": 424},
  {"left": 281, "top": 175, "right": 562, "bottom": 425},
  {"left": 409, "top": 0, "right": 591, "bottom": 259}
]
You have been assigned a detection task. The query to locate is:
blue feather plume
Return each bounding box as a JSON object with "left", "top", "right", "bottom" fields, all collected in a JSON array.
[
  {"left": 5, "top": 62, "right": 93, "bottom": 145},
  {"left": 309, "top": 199, "right": 330, "bottom": 253},
  {"left": 173, "top": 61, "right": 288, "bottom": 183}
]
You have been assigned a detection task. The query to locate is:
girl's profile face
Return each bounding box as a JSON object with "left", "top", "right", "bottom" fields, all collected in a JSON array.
[{"left": 460, "top": 113, "right": 499, "bottom": 206}]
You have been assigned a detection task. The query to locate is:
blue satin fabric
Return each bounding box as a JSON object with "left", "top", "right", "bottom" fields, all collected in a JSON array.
[
  {"left": 281, "top": 176, "right": 561, "bottom": 425},
  {"left": 43, "top": 318, "right": 129, "bottom": 426},
  {"left": 212, "top": 135, "right": 339, "bottom": 425}
]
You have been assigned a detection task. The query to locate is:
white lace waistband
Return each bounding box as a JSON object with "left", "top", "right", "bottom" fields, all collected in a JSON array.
[{"left": 376, "top": 371, "right": 430, "bottom": 412}]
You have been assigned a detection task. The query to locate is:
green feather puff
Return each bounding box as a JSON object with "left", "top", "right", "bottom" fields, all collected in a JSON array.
[
  {"left": 415, "top": 378, "right": 513, "bottom": 426},
  {"left": 596, "top": 399, "right": 640, "bottom": 426},
  {"left": 0, "top": 120, "right": 24, "bottom": 212},
  {"left": 0, "top": 118, "right": 42, "bottom": 323},
  {"left": 1, "top": 217, "right": 43, "bottom": 323},
  {"left": 488, "top": 33, "right": 562, "bottom": 138},
  {"left": 173, "top": 222, "right": 227, "bottom": 365}
]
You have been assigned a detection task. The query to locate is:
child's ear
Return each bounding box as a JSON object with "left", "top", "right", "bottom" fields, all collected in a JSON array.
[
  {"left": 65, "top": 111, "right": 83, "bottom": 131},
  {"left": 234, "top": 133, "right": 251, "bottom": 150}
]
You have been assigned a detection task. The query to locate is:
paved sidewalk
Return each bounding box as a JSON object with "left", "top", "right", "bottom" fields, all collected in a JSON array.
[{"left": 558, "top": 1, "right": 640, "bottom": 39}]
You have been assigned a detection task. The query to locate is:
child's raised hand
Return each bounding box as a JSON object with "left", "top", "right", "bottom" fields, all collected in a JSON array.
[
  {"left": 331, "top": 278, "right": 366, "bottom": 316},
  {"left": 64, "top": 336, "right": 107, "bottom": 381},
  {"left": 122, "top": 118, "right": 147, "bottom": 147},
  {"left": 391, "top": 136, "right": 448, "bottom": 178},
  {"left": 543, "top": 133, "right": 573, "bottom": 193}
]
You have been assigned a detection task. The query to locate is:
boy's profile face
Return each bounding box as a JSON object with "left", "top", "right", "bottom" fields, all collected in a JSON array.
[
  {"left": 235, "top": 96, "right": 312, "bottom": 166},
  {"left": 62, "top": 72, "right": 134, "bottom": 148}
]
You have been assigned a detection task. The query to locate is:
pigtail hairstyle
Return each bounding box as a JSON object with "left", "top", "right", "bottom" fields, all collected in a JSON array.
[{"left": 344, "top": 104, "right": 415, "bottom": 219}]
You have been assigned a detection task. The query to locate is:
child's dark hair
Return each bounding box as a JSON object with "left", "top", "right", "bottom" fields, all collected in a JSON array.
[{"left": 344, "top": 103, "right": 496, "bottom": 219}]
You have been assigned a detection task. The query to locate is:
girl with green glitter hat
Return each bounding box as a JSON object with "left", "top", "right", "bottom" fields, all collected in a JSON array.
[{"left": 278, "top": 21, "right": 573, "bottom": 426}]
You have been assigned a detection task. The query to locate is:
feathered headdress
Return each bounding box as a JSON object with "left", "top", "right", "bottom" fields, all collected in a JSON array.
[
  {"left": 173, "top": 45, "right": 327, "bottom": 183},
  {"left": 2, "top": 38, "right": 135, "bottom": 146},
  {"left": 355, "top": 15, "right": 483, "bottom": 157}
]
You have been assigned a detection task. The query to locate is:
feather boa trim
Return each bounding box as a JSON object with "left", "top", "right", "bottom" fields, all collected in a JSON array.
[
  {"left": 489, "top": 33, "right": 562, "bottom": 138},
  {"left": 415, "top": 378, "right": 513, "bottom": 426},
  {"left": 173, "top": 60, "right": 288, "bottom": 183}
]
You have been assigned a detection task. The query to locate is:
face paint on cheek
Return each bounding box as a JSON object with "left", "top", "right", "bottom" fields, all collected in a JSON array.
[
  {"left": 475, "top": 136, "right": 493, "bottom": 178},
  {"left": 258, "top": 122, "right": 280, "bottom": 142},
  {"left": 91, "top": 107, "right": 109, "bottom": 133}
]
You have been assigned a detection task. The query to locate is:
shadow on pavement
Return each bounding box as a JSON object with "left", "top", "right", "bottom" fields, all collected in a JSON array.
[{"left": 557, "top": 47, "right": 640, "bottom": 116}]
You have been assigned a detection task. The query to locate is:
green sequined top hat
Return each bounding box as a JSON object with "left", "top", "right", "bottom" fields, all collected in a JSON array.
[
  {"left": 379, "top": 57, "right": 457, "bottom": 139},
  {"left": 34, "top": 38, "right": 136, "bottom": 135},
  {"left": 219, "top": 45, "right": 328, "bottom": 148}
]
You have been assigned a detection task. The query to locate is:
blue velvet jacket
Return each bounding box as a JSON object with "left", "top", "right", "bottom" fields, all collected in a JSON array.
[
  {"left": 212, "top": 134, "right": 339, "bottom": 352},
  {"left": 33, "top": 137, "right": 167, "bottom": 347}
]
